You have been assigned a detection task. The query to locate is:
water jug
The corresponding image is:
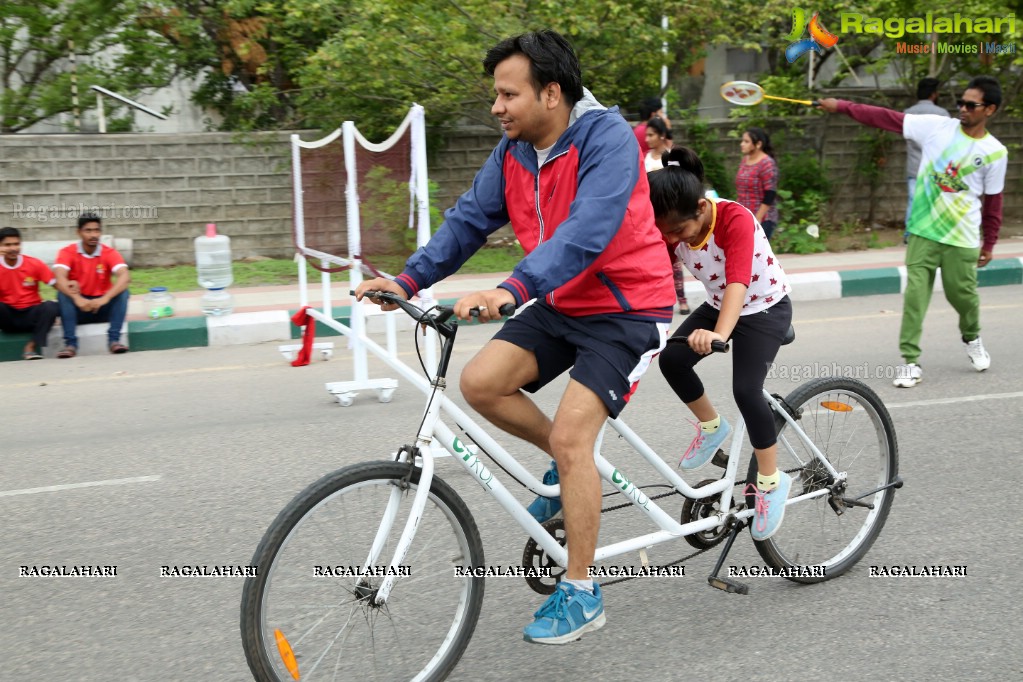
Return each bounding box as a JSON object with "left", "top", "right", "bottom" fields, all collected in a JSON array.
[
  {"left": 200, "top": 287, "right": 234, "bottom": 316},
  {"left": 144, "top": 287, "right": 175, "bottom": 319},
  {"left": 194, "top": 223, "right": 233, "bottom": 289}
]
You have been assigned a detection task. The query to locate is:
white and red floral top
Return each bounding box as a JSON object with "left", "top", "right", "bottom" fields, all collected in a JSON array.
[{"left": 672, "top": 199, "right": 790, "bottom": 315}]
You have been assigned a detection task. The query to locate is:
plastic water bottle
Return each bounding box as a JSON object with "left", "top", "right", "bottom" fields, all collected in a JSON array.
[
  {"left": 200, "top": 287, "right": 234, "bottom": 316},
  {"left": 144, "top": 287, "right": 175, "bottom": 319},
  {"left": 195, "top": 223, "right": 233, "bottom": 289}
]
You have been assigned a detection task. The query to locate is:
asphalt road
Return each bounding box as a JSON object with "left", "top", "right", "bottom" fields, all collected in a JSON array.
[{"left": 3, "top": 287, "right": 1022, "bottom": 680}]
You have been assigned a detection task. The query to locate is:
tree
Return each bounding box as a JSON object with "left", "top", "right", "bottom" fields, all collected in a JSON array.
[
  {"left": 290, "top": 0, "right": 676, "bottom": 136},
  {"left": 140, "top": 0, "right": 347, "bottom": 131},
  {"left": 136, "top": 0, "right": 737, "bottom": 134},
  {"left": 0, "top": 0, "right": 177, "bottom": 133}
]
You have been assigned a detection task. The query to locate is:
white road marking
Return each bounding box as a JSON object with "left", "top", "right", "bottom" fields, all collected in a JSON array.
[
  {"left": 0, "top": 475, "right": 162, "bottom": 498},
  {"left": 886, "top": 391, "right": 1023, "bottom": 409}
]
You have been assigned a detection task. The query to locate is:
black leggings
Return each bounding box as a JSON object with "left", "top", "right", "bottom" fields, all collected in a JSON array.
[{"left": 658, "top": 297, "right": 792, "bottom": 449}]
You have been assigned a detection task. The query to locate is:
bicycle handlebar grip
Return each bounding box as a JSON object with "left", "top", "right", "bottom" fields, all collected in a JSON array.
[
  {"left": 669, "top": 335, "right": 730, "bottom": 353},
  {"left": 469, "top": 303, "right": 517, "bottom": 318}
]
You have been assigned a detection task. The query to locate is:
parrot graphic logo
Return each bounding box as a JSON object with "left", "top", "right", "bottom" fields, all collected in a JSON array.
[
  {"left": 785, "top": 9, "right": 839, "bottom": 62},
  {"left": 933, "top": 161, "right": 968, "bottom": 193}
]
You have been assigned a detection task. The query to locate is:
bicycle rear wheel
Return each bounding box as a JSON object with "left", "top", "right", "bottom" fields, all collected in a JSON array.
[
  {"left": 241, "top": 461, "right": 485, "bottom": 681},
  {"left": 745, "top": 378, "right": 898, "bottom": 582}
]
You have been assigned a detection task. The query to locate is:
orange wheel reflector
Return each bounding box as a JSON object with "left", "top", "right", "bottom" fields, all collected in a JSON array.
[
  {"left": 820, "top": 400, "right": 854, "bottom": 412},
  {"left": 274, "top": 628, "right": 301, "bottom": 680}
]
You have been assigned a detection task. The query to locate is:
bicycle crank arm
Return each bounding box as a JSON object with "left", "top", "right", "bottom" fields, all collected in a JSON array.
[
  {"left": 850, "top": 476, "right": 905, "bottom": 502},
  {"left": 705, "top": 517, "right": 751, "bottom": 595},
  {"left": 828, "top": 476, "right": 903, "bottom": 515}
]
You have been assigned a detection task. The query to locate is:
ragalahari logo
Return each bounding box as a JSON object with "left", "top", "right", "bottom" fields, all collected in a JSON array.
[{"left": 786, "top": 9, "right": 840, "bottom": 62}]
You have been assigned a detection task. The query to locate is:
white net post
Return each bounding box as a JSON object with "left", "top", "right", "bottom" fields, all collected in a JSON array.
[
  {"left": 290, "top": 133, "right": 310, "bottom": 309},
  {"left": 289, "top": 107, "right": 437, "bottom": 406},
  {"left": 410, "top": 105, "right": 439, "bottom": 373},
  {"left": 342, "top": 120, "right": 369, "bottom": 383}
]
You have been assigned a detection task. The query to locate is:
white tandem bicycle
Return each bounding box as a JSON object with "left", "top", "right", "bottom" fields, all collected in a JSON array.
[{"left": 240, "top": 292, "right": 902, "bottom": 681}]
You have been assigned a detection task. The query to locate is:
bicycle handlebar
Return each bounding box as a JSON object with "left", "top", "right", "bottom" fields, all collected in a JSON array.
[
  {"left": 668, "top": 335, "right": 730, "bottom": 354},
  {"left": 354, "top": 290, "right": 516, "bottom": 325}
]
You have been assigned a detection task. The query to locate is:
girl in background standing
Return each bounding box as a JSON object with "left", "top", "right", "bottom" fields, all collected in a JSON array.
[{"left": 735, "top": 127, "right": 780, "bottom": 239}]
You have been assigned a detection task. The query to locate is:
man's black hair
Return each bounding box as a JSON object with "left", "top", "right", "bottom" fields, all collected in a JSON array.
[
  {"left": 638, "top": 96, "right": 663, "bottom": 121},
  {"left": 483, "top": 29, "right": 584, "bottom": 106},
  {"left": 0, "top": 226, "right": 21, "bottom": 241},
  {"left": 77, "top": 212, "right": 102, "bottom": 229},
  {"left": 967, "top": 75, "right": 1002, "bottom": 108},
  {"left": 916, "top": 77, "right": 941, "bottom": 100}
]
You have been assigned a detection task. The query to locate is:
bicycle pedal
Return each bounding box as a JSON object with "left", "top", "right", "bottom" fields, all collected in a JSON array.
[
  {"left": 707, "top": 576, "right": 749, "bottom": 594},
  {"left": 711, "top": 448, "right": 728, "bottom": 468}
]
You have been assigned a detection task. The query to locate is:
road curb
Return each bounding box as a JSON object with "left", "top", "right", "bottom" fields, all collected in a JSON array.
[{"left": 3, "top": 258, "right": 1021, "bottom": 361}]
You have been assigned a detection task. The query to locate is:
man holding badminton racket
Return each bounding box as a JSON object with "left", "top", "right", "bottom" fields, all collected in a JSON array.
[{"left": 818, "top": 77, "right": 1007, "bottom": 388}]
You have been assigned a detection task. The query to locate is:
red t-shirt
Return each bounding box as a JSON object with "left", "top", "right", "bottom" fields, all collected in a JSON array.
[
  {"left": 671, "top": 200, "right": 790, "bottom": 314},
  {"left": 634, "top": 122, "right": 650, "bottom": 156},
  {"left": 54, "top": 243, "right": 127, "bottom": 297},
  {"left": 0, "top": 255, "right": 55, "bottom": 309}
]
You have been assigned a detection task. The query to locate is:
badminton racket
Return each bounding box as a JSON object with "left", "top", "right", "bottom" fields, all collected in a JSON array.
[{"left": 720, "top": 81, "right": 818, "bottom": 107}]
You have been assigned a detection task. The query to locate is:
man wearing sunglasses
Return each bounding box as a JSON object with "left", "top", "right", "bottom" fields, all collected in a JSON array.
[{"left": 818, "top": 77, "right": 1006, "bottom": 388}]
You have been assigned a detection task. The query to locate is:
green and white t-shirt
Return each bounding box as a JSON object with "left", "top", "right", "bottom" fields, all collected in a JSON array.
[{"left": 903, "top": 115, "right": 1007, "bottom": 248}]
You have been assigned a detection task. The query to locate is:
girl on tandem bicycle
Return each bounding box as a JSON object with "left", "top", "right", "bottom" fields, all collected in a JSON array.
[
  {"left": 651, "top": 146, "right": 794, "bottom": 541},
  {"left": 533, "top": 147, "right": 795, "bottom": 544}
]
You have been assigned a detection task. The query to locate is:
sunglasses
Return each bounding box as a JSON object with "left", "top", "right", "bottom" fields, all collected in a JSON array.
[{"left": 956, "top": 99, "right": 987, "bottom": 110}]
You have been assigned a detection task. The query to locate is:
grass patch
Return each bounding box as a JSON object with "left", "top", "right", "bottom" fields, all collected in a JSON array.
[
  {"left": 129, "top": 259, "right": 310, "bottom": 292},
  {"left": 39, "top": 244, "right": 528, "bottom": 299}
]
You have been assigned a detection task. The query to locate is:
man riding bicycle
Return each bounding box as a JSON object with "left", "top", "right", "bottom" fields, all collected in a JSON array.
[{"left": 356, "top": 29, "right": 676, "bottom": 643}]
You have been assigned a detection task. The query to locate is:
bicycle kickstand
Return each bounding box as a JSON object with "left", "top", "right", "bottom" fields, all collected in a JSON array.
[{"left": 706, "top": 517, "right": 750, "bottom": 595}]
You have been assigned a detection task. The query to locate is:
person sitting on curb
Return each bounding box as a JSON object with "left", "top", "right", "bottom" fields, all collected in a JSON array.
[
  {"left": 53, "top": 213, "right": 132, "bottom": 357},
  {"left": 0, "top": 227, "right": 60, "bottom": 360}
]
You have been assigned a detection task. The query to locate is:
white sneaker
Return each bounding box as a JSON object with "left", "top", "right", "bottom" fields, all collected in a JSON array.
[
  {"left": 964, "top": 337, "right": 991, "bottom": 371},
  {"left": 893, "top": 363, "right": 922, "bottom": 388}
]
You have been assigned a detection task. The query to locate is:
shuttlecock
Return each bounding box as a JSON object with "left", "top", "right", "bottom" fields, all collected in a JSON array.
[{"left": 805, "top": 224, "right": 820, "bottom": 238}]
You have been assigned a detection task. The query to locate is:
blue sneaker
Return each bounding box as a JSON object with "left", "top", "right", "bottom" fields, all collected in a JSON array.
[
  {"left": 679, "top": 417, "right": 731, "bottom": 471},
  {"left": 527, "top": 460, "right": 562, "bottom": 523},
  {"left": 745, "top": 471, "right": 792, "bottom": 541},
  {"left": 523, "top": 582, "right": 605, "bottom": 644}
]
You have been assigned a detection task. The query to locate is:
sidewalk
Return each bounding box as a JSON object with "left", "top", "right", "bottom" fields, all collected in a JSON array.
[{"left": 4, "top": 238, "right": 1023, "bottom": 360}]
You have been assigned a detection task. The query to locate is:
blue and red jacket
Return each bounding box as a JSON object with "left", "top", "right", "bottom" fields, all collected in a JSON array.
[{"left": 394, "top": 91, "right": 675, "bottom": 322}]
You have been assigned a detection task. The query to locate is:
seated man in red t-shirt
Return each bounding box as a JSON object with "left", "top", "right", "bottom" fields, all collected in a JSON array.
[
  {"left": 0, "top": 227, "right": 60, "bottom": 360},
  {"left": 53, "top": 213, "right": 132, "bottom": 357}
]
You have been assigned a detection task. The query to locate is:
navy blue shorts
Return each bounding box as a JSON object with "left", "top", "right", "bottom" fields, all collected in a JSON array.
[{"left": 492, "top": 302, "right": 669, "bottom": 418}]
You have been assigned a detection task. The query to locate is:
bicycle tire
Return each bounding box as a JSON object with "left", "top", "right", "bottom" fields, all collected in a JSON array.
[
  {"left": 240, "top": 461, "right": 485, "bottom": 681},
  {"left": 745, "top": 377, "right": 899, "bottom": 583}
]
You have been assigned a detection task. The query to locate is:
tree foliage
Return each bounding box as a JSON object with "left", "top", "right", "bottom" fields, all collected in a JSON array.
[
  {"left": 5, "top": 0, "right": 1022, "bottom": 135},
  {"left": 0, "top": 0, "right": 177, "bottom": 133},
  {"left": 293, "top": 0, "right": 673, "bottom": 136}
]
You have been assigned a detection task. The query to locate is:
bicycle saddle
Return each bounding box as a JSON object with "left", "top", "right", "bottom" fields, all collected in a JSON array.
[{"left": 781, "top": 325, "right": 796, "bottom": 345}]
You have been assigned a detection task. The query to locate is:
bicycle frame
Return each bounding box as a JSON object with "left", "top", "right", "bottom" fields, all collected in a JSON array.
[{"left": 305, "top": 305, "right": 838, "bottom": 604}]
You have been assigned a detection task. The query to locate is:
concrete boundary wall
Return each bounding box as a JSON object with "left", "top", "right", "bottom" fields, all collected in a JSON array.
[
  {"left": 1, "top": 132, "right": 294, "bottom": 267},
  {"left": 2, "top": 117, "right": 1021, "bottom": 267}
]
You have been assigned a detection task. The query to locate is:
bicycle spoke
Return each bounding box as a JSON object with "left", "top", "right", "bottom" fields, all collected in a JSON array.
[
  {"left": 242, "top": 463, "right": 484, "bottom": 682},
  {"left": 748, "top": 379, "right": 898, "bottom": 581}
]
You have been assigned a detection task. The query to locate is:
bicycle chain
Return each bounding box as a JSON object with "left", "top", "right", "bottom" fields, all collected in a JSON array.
[{"left": 592, "top": 479, "right": 748, "bottom": 587}]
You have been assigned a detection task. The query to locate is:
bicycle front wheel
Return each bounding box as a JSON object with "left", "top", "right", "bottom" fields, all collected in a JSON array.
[
  {"left": 746, "top": 378, "right": 899, "bottom": 582},
  {"left": 241, "top": 461, "right": 485, "bottom": 681}
]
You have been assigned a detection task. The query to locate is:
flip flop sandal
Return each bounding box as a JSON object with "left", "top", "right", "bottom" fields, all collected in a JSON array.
[
  {"left": 23, "top": 351, "right": 43, "bottom": 360},
  {"left": 109, "top": 342, "right": 129, "bottom": 354},
  {"left": 57, "top": 346, "right": 77, "bottom": 359}
]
